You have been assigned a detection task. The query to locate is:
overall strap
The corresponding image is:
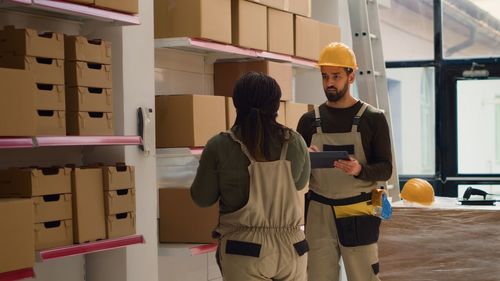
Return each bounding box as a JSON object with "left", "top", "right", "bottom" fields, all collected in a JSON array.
[
  {"left": 351, "top": 102, "right": 368, "bottom": 132},
  {"left": 314, "top": 105, "right": 323, "bottom": 134},
  {"left": 226, "top": 130, "right": 255, "bottom": 162},
  {"left": 279, "top": 129, "right": 291, "bottom": 160}
]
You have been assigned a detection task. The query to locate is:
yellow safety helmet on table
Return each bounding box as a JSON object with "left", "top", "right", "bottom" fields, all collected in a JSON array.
[{"left": 400, "top": 178, "right": 435, "bottom": 206}]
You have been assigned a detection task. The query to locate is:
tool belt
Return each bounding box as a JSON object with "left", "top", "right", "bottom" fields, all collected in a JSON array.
[{"left": 305, "top": 190, "right": 381, "bottom": 247}]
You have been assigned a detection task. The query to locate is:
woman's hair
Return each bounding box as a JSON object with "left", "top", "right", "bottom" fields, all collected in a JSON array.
[{"left": 232, "top": 71, "right": 285, "bottom": 161}]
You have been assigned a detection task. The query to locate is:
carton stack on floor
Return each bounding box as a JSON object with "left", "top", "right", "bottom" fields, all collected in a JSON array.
[
  {"left": 0, "top": 26, "right": 66, "bottom": 136},
  {"left": 65, "top": 35, "right": 114, "bottom": 136}
]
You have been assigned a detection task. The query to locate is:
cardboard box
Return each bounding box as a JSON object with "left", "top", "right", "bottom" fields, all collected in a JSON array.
[
  {"left": 36, "top": 110, "right": 66, "bottom": 136},
  {"left": 0, "top": 199, "right": 34, "bottom": 273},
  {"left": 288, "top": 0, "right": 311, "bottom": 17},
  {"left": 318, "top": 22, "right": 341, "bottom": 55},
  {"left": 66, "top": 111, "right": 114, "bottom": 136},
  {"left": 36, "top": 84, "right": 65, "bottom": 110},
  {"left": 93, "top": 0, "right": 138, "bottom": 14},
  {"left": 294, "top": 15, "right": 319, "bottom": 61},
  {"left": 33, "top": 194, "right": 72, "bottom": 223},
  {"left": 154, "top": 0, "right": 232, "bottom": 44},
  {"left": 285, "top": 102, "right": 308, "bottom": 129},
  {"left": 214, "top": 60, "right": 293, "bottom": 101},
  {"left": 0, "top": 68, "right": 36, "bottom": 136},
  {"left": 232, "top": 0, "right": 267, "bottom": 50},
  {"left": 0, "top": 26, "right": 64, "bottom": 59},
  {"left": 225, "top": 97, "right": 236, "bottom": 129},
  {"left": 0, "top": 55, "right": 64, "bottom": 85},
  {"left": 159, "top": 188, "right": 218, "bottom": 243},
  {"left": 0, "top": 167, "right": 71, "bottom": 197},
  {"left": 102, "top": 165, "right": 135, "bottom": 191},
  {"left": 106, "top": 212, "right": 136, "bottom": 239},
  {"left": 104, "top": 189, "right": 136, "bottom": 215},
  {"left": 72, "top": 167, "right": 106, "bottom": 243},
  {"left": 247, "top": 0, "right": 284, "bottom": 10},
  {"left": 64, "top": 36, "right": 112, "bottom": 64},
  {"left": 65, "top": 61, "right": 112, "bottom": 88},
  {"left": 268, "top": 8, "right": 294, "bottom": 55},
  {"left": 155, "top": 95, "right": 226, "bottom": 148},
  {"left": 66, "top": 87, "right": 112, "bottom": 112},
  {"left": 35, "top": 220, "right": 73, "bottom": 250}
]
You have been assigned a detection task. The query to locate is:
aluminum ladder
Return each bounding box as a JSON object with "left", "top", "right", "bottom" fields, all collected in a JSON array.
[{"left": 347, "top": 0, "right": 401, "bottom": 201}]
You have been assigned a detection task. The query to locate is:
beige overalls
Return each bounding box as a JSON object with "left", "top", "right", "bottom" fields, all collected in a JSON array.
[
  {"left": 215, "top": 130, "right": 308, "bottom": 281},
  {"left": 306, "top": 102, "right": 381, "bottom": 281}
]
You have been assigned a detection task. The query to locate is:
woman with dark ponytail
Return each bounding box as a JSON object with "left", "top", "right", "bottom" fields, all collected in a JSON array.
[{"left": 191, "top": 72, "right": 310, "bottom": 280}]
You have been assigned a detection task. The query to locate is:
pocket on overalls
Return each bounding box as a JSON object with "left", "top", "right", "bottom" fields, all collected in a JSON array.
[
  {"left": 293, "top": 239, "right": 309, "bottom": 256},
  {"left": 334, "top": 215, "right": 381, "bottom": 247},
  {"left": 225, "top": 240, "right": 262, "bottom": 257}
]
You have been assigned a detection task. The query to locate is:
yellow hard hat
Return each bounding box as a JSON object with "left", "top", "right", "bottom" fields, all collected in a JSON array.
[
  {"left": 318, "top": 42, "right": 358, "bottom": 70},
  {"left": 400, "top": 178, "right": 435, "bottom": 206}
]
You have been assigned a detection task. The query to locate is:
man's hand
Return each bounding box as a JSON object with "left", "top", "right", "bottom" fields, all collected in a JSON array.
[{"left": 334, "top": 156, "right": 362, "bottom": 176}]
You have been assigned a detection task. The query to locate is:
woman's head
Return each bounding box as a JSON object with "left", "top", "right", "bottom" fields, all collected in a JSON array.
[{"left": 232, "top": 71, "right": 284, "bottom": 161}]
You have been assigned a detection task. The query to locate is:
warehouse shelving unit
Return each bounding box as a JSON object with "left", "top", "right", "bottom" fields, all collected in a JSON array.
[{"left": 0, "top": 1, "right": 157, "bottom": 281}]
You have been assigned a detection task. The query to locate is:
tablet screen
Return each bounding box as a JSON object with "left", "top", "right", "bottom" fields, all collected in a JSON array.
[{"left": 310, "top": 151, "right": 349, "bottom": 169}]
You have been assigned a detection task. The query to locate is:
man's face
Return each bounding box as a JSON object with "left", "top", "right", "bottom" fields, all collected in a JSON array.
[{"left": 321, "top": 66, "right": 353, "bottom": 102}]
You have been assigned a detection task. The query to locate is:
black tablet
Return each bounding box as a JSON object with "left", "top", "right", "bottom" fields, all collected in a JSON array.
[{"left": 310, "top": 151, "right": 350, "bottom": 169}]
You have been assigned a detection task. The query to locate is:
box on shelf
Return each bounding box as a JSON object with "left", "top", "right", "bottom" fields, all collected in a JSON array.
[
  {"left": 65, "top": 61, "right": 112, "bottom": 88},
  {"left": 288, "top": 0, "right": 311, "bottom": 17},
  {"left": 294, "top": 15, "right": 319, "bottom": 61},
  {"left": 33, "top": 194, "right": 72, "bottom": 223},
  {"left": 0, "top": 199, "right": 34, "bottom": 273},
  {"left": 36, "top": 84, "right": 65, "bottom": 111},
  {"left": 231, "top": 0, "right": 267, "bottom": 50},
  {"left": 36, "top": 110, "right": 66, "bottom": 136},
  {"left": 102, "top": 165, "right": 135, "bottom": 191},
  {"left": 247, "top": 0, "right": 284, "bottom": 10},
  {"left": 155, "top": 95, "right": 226, "bottom": 148},
  {"left": 285, "top": 102, "right": 308, "bottom": 129},
  {"left": 318, "top": 22, "right": 341, "bottom": 54},
  {"left": 93, "top": 0, "right": 139, "bottom": 14},
  {"left": 64, "top": 35, "right": 112, "bottom": 64},
  {"left": 104, "top": 189, "right": 136, "bottom": 215},
  {"left": 66, "top": 87, "right": 112, "bottom": 112},
  {"left": 66, "top": 111, "right": 114, "bottom": 136},
  {"left": 106, "top": 212, "right": 136, "bottom": 239},
  {"left": 0, "top": 68, "right": 36, "bottom": 136},
  {"left": 159, "top": 188, "right": 218, "bottom": 243},
  {"left": 154, "top": 0, "right": 232, "bottom": 44},
  {"left": 71, "top": 167, "right": 106, "bottom": 243},
  {"left": 267, "top": 8, "right": 294, "bottom": 55},
  {"left": 0, "top": 26, "right": 64, "bottom": 59},
  {"left": 214, "top": 60, "right": 292, "bottom": 101},
  {"left": 0, "top": 167, "right": 71, "bottom": 197},
  {"left": 35, "top": 219, "right": 73, "bottom": 251},
  {"left": 0, "top": 55, "right": 64, "bottom": 85}
]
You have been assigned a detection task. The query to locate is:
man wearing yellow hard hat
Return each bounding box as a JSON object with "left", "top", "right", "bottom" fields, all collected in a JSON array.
[{"left": 297, "top": 42, "right": 393, "bottom": 281}]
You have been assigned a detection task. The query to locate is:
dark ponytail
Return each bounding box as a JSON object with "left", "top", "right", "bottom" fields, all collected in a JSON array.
[{"left": 232, "top": 72, "right": 285, "bottom": 161}]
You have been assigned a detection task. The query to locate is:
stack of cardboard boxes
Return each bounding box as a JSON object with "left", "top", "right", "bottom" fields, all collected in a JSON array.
[
  {"left": 102, "top": 165, "right": 136, "bottom": 239},
  {"left": 65, "top": 35, "right": 114, "bottom": 136},
  {"left": 0, "top": 26, "right": 66, "bottom": 136}
]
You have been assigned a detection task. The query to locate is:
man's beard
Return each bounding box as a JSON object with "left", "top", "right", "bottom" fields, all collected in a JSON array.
[{"left": 324, "top": 82, "right": 349, "bottom": 102}]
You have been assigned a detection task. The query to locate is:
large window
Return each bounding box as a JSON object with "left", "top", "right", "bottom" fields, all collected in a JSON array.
[
  {"left": 456, "top": 79, "right": 500, "bottom": 174},
  {"left": 386, "top": 68, "right": 435, "bottom": 175},
  {"left": 443, "top": 0, "right": 500, "bottom": 58}
]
